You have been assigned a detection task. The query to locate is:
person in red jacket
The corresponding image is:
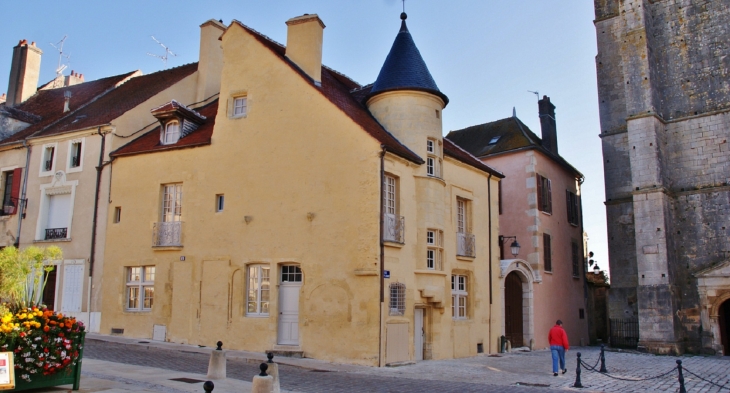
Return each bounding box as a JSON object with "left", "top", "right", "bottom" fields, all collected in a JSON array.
[{"left": 548, "top": 320, "right": 569, "bottom": 376}]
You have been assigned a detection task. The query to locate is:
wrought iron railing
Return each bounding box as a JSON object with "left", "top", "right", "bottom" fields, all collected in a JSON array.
[
  {"left": 383, "top": 213, "right": 405, "bottom": 243},
  {"left": 71, "top": 156, "right": 81, "bottom": 167},
  {"left": 153, "top": 221, "right": 183, "bottom": 246},
  {"left": 44, "top": 160, "right": 53, "bottom": 171},
  {"left": 457, "top": 232, "right": 475, "bottom": 257},
  {"left": 609, "top": 317, "right": 639, "bottom": 349},
  {"left": 45, "top": 227, "right": 68, "bottom": 240},
  {"left": 1, "top": 198, "right": 17, "bottom": 215}
]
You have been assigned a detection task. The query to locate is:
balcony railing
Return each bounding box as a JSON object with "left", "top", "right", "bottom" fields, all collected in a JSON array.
[
  {"left": 383, "top": 213, "right": 405, "bottom": 244},
  {"left": 71, "top": 156, "right": 81, "bottom": 167},
  {"left": 153, "top": 221, "right": 183, "bottom": 246},
  {"left": 44, "top": 160, "right": 53, "bottom": 172},
  {"left": 457, "top": 232, "right": 475, "bottom": 257},
  {"left": 45, "top": 227, "right": 68, "bottom": 240}
]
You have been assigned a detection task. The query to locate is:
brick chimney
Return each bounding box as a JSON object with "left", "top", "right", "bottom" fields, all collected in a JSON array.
[
  {"left": 0, "top": 93, "right": 6, "bottom": 104},
  {"left": 285, "top": 14, "right": 325, "bottom": 85},
  {"left": 6, "top": 39, "right": 43, "bottom": 106},
  {"left": 64, "top": 70, "right": 85, "bottom": 87},
  {"left": 538, "top": 95, "right": 558, "bottom": 155},
  {"left": 196, "top": 19, "right": 226, "bottom": 103}
]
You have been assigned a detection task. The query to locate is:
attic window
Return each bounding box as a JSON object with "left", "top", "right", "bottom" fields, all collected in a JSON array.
[
  {"left": 162, "top": 120, "right": 181, "bottom": 145},
  {"left": 231, "top": 96, "right": 247, "bottom": 118},
  {"left": 488, "top": 136, "right": 501, "bottom": 145}
]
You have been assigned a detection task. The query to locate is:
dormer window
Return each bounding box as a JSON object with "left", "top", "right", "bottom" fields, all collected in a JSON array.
[{"left": 162, "top": 121, "right": 181, "bottom": 145}]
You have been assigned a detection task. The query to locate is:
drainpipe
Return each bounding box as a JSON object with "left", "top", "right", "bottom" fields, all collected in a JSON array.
[
  {"left": 87, "top": 127, "right": 107, "bottom": 325},
  {"left": 578, "top": 176, "right": 588, "bottom": 343},
  {"left": 14, "top": 140, "right": 31, "bottom": 247},
  {"left": 487, "top": 173, "right": 493, "bottom": 353},
  {"left": 378, "top": 145, "right": 386, "bottom": 367}
]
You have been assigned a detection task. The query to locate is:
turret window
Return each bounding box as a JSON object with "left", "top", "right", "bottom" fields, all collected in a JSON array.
[{"left": 426, "top": 138, "right": 442, "bottom": 178}]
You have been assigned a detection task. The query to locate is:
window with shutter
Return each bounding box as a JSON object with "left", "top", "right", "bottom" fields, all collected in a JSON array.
[{"left": 544, "top": 234, "right": 552, "bottom": 272}]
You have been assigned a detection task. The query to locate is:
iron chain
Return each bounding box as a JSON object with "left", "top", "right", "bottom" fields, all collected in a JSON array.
[
  {"left": 682, "top": 367, "right": 730, "bottom": 391},
  {"left": 580, "top": 360, "right": 678, "bottom": 382}
]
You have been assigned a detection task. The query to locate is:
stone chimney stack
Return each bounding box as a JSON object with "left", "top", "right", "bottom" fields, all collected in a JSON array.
[
  {"left": 64, "top": 70, "right": 85, "bottom": 87},
  {"left": 538, "top": 95, "right": 558, "bottom": 155},
  {"left": 6, "top": 39, "right": 43, "bottom": 106},
  {"left": 196, "top": 19, "right": 226, "bottom": 103},
  {"left": 63, "top": 90, "right": 71, "bottom": 113},
  {"left": 0, "top": 93, "right": 6, "bottom": 104},
  {"left": 285, "top": 14, "right": 325, "bottom": 85}
]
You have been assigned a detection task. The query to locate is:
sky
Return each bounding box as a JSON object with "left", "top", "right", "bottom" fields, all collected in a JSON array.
[{"left": 0, "top": 1, "right": 609, "bottom": 273}]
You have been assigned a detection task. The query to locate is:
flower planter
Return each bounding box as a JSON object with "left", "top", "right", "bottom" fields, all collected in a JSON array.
[{"left": 10, "top": 331, "right": 85, "bottom": 391}]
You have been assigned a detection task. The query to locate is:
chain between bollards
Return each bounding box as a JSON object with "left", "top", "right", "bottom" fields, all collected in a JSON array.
[
  {"left": 203, "top": 380, "right": 214, "bottom": 392},
  {"left": 573, "top": 352, "right": 583, "bottom": 388},
  {"left": 599, "top": 344, "right": 607, "bottom": 373},
  {"left": 676, "top": 360, "right": 686, "bottom": 393}
]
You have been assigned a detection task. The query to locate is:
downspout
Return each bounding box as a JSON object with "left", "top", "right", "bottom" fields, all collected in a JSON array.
[
  {"left": 487, "top": 173, "right": 493, "bottom": 353},
  {"left": 88, "top": 128, "right": 107, "bottom": 324},
  {"left": 578, "top": 176, "right": 589, "bottom": 343},
  {"left": 14, "top": 140, "right": 32, "bottom": 247},
  {"left": 378, "top": 145, "right": 386, "bottom": 367}
]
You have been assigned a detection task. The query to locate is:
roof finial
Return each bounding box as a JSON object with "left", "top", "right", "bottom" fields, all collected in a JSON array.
[
  {"left": 401, "top": 0, "right": 407, "bottom": 20},
  {"left": 513, "top": 107, "right": 517, "bottom": 118}
]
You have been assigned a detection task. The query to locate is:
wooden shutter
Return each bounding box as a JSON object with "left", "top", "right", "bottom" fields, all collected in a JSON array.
[
  {"left": 9, "top": 168, "right": 22, "bottom": 215},
  {"left": 536, "top": 175, "right": 543, "bottom": 212},
  {"left": 498, "top": 181, "right": 503, "bottom": 215},
  {"left": 566, "top": 190, "right": 572, "bottom": 222},
  {"left": 543, "top": 234, "right": 552, "bottom": 272},
  {"left": 575, "top": 194, "right": 581, "bottom": 225},
  {"left": 546, "top": 178, "right": 552, "bottom": 214}
]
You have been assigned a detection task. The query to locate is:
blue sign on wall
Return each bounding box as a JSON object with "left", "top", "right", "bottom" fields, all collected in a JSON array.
[{"left": 383, "top": 270, "right": 390, "bottom": 278}]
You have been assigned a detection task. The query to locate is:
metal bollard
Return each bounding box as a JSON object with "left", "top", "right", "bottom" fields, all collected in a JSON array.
[
  {"left": 573, "top": 352, "right": 583, "bottom": 388},
  {"left": 676, "top": 360, "right": 686, "bottom": 393},
  {"left": 203, "top": 380, "right": 214, "bottom": 392},
  {"left": 259, "top": 362, "right": 269, "bottom": 377},
  {"left": 600, "top": 344, "right": 607, "bottom": 373},
  {"left": 267, "top": 352, "right": 275, "bottom": 363},
  {"left": 216, "top": 341, "right": 223, "bottom": 351}
]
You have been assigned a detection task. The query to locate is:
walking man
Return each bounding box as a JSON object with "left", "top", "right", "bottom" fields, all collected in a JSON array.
[{"left": 548, "top": 320, "right": 569, "bottom": 376}]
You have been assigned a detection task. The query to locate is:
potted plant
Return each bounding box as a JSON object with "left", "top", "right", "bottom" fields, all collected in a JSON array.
[{"left": 0, "top": 246, "right": 85, "bottom": 391}]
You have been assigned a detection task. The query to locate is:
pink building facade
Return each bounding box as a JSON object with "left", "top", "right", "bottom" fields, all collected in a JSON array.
[{"left": 448, "top": 97, "right": 589, "bottom": 349}]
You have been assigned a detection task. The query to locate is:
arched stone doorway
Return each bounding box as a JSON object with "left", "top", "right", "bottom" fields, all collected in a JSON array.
[
  {"left": 720, "top": 299, "right": 730, "bottom": 356},
  {"left": 505, "top": 272, "right": 524, "bottom": 347}
]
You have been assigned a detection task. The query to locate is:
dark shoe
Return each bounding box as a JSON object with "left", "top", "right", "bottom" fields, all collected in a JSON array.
[
  {"left": 553, "top": 373, "right": 558, "bottom": 376},
  {"left": 562, "top": 369, "right": 568, "bottom": 374}
]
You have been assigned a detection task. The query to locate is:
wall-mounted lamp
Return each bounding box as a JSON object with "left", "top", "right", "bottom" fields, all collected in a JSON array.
[{"left": 498, "top": 235, "right": 521, "bottom": 257}]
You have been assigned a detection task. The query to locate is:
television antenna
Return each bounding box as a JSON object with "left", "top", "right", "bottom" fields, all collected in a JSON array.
[
  {"left": 527, "top": 90, "right": 540, "bottom": 100},
  {"left": 147, "top": 36, "right": 177, "bottom": 66},
  {"left": 50, "top": 35, "right": 71, "bottom": 76}
]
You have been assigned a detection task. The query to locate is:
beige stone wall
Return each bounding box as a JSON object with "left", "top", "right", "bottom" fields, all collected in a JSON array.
[{"left": 0, "top": 145, "right": 28, "bottom": 247}]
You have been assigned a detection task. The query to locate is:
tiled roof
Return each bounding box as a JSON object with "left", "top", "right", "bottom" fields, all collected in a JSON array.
[
  {"left": 368, "top": 14, "right": 448, "bottom": 106},
  {"left": 443, "top": 138, "right": 504, "bottom": 178},
  {"left": 111, "top": 98, "right": 217, "bottom": 158},
  {"left": 231, "top": 20, "right": 424, "bottom": 165},
  {"left": 151, "top": 98, "right": 207, "bottom": 121},
  {"left": 447, "top": 117, "right": 583, "bottom": 178},
  {"left": 30, "top": 63, "right": 198, "bottom": 139},
  {"left": 0, "top": 71, "right": 137, "bottom": 145}
]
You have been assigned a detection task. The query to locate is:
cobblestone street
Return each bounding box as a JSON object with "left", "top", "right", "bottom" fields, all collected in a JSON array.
[{"left": 82, "top": 338, "right": 730, "bottom": 392}]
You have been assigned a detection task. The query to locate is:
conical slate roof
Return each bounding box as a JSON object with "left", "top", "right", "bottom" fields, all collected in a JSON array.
[{"left": 369, "top": 13, "right": 449, "bottom": 105}]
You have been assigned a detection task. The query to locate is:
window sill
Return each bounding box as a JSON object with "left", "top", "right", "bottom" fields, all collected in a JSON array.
[
  {"left": 569, "top": 223, "right": 579, "bottom": 227},
  {"left": 123, "top": 310, "right": 152, "bottom": 314},
  {"left": 245, "top": 314, "right": 269, "bottom": 318},
  {"left": 384, "top": 241, "right": 404, "bottom": 248},
  {"left": 540, "top": 211, "right": 552, "bottom": 216},
  {"left": 34, "top": 238, "right": 72, "bottom": 243},
  {"left": 418, "top": 175, "right": 446, "bottom": 185},
  {"left": 452, "top": 318, "right": 472, "bottom": 324},
  {"left": 152, "top": 245, "right": 183, "bottom": 251},
  {"left": 66, "top": 167, "right": 82, "bottom": 174},
  {"left": 414, "top": 269, "right": 447, "bottom": 276},
  {"left": 544, "top": 270, "right": 553, "bottom": 274},
  {"left": 229, "top": 114, "right": 247, "bottom": 119},
  {"left": 39, "top": 171, "right": 55, "bottom": 177},
  {"left": 456, "top": 255, "right": 475, "bottom": 261}
]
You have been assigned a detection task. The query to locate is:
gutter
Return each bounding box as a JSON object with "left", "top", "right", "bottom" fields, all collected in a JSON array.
[
  {"left": 88, "top": 127, "right": 108, "bottom": 280},
  {"left": 378, "top": 145, "right": 386, "bottom": 367},
  {"left": 487, "top": 173, "right": 493, "bottom": 353},
  {"left": 14, "top": 140, "right": 31, "bottom": 247}
]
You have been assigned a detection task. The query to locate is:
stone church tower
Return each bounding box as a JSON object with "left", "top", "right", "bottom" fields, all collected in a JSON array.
[{"left": 595, "top": 0, "right": 730, "bottom": 355}]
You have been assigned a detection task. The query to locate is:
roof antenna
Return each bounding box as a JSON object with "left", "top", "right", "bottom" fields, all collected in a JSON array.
[
  {"left": 147, "top": 36, "right": 177, "bottom": 67},
  {"left": 50, "top": 35, "right": 71, "bottom": 87},
  {"left": 527, "top": 90, "right": 540, "bottom": 100},
  {"left": 402, "top": 0, "right": 406, "bottom": 13}
]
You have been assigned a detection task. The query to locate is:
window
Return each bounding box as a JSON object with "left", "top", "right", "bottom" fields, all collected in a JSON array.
[
  {"left": 162, "top": 121, "right": 180, "bottom": 145},
  {"left": 389, "top": 282, "right": 405, "bottom": 316},
  {"left": 427, "top": 157, "right": 435, "bottom": 176},
  {"left": 162, "top": 184, "right": 183, "bottom": 222},
  {"left": 572, "top": 241, "right": 580, "bottom": 277},
  {"left": 579, "top": 308, "right": 585, "bottom": 319},
  {"left": 426, "top": 229, "right": 443, "bottom": 270},
  {"left": 69, "top": 141, "right": 82, "bottom": 168},
  {"left": 426, "top": 138, "right": 441, "bottom": 178},
  {"left": 216, "top": 194, "right": 224, "bottom": 212},
  {"left": 1, "top": 169, "right": 20, "bottom": 215},
  {"left": 42, "top": 145, "right": 55, "bottom": 173},
  {"left": 456, "top": 198, "right": 475, "bottom": 257},
  {"left": 427, "top": 140, "right": 435, "bottom": 154},
  {"left": 281, "top": 265, "right": 302, "bottom": 283},
  {"left": 232, "top": 96, "right": 247, "bottom": 118},
  {"left": 247, "top": 265, "right": 270, "bottom": 316},
  {"left": 544, "top": 234, "right": 552, "bottom": 272},
  {"left": 114, "top": 207, "right": 121, "bottom": 223},
  {"left": 126, "top": 266, "right": 155, "bottom": 311},
  {"left": 451, "top": 275, "right": 467, "bottom": 319},
  {"left": 566, "top": 190, "right": 580, "bottom": 226},
  {"left": 383, "top": 174, "right": 404, "bottom": 243},
  {"left": 384, "top": 175, "right": 397, "bottom": 215},
  {"left": 536, "top": 174, "right": 552, "bottom": 214},
  {"left": 488, "top": 136, "right": 501, "bottom": 145}
]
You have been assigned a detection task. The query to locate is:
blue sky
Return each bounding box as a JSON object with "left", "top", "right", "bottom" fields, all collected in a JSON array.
[{"left": 0, "top": 1, "right": 608, "bottom": 272}]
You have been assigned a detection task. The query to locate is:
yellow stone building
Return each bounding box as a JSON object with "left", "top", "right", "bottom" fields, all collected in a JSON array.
[{"left": 100, "top": 13, "right": 504, "bottom": 366}]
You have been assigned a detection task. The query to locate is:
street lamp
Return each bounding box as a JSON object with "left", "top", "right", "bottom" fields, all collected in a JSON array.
[{"left": 498, "top": 235, "right": 521, "bottom": 257}]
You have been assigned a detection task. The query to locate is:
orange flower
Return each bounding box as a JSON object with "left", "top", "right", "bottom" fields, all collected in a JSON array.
[
  {"left": 59, "top": 323, "right": 65, "bottom": 328},
  {"left": 43, "top": 326, "right": 50, "bottom": 332}
]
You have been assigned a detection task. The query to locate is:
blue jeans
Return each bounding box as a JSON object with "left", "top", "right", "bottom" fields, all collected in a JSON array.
[{"left": 551, "top": 345, "right": 566, "bottom": 373}]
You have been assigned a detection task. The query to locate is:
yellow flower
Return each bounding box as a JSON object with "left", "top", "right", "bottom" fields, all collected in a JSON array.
[{"left": 1, "top": 314, "right": 10, "bottom": 324}]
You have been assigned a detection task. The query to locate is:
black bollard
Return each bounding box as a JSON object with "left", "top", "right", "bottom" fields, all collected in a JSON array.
[
  {"left": 259, "top": 362, "right": 269, "bottom": 377},
  {"left": 573, "top": 352, "right": 583, "bottom": 388},
  {"left": 677, "top": 360, "right": 686, "bottom": 393},
  {"left": 216, "top": 341, "right": 223, "bottom": 351},
  {"left": 600, "top": 344, "right": 607, "bottom": 373},
  {"left": 267, "top": 352, "right": 274, "bottom": 363},
  {"left": 203, "top": 380, "right": 214, "bottom": 392}
]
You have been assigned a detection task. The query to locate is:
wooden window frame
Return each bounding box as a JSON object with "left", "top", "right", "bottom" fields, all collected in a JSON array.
[
  {"left": 126, "top": 266, "right": 155, "bottom": 311},
  {"left": 536, "top": 174, "right": 552, "bottom": 214},
  {"left": 451, "top": 274, "right": 468, "bottom": 320},
  {"left": 246, "top": 265, "right": 270, "bottom": 316},
  {"left": 426, "top": 229, "right": 443, "bottom": 270},
  {"left": 389, "top": 282, "right": 406, "bottom": 316}
]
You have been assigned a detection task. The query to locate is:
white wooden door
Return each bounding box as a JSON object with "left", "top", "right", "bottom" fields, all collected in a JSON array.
[
  {"left": 414, "top": 308, "right": 424, "bottom": 361},
  {"left": 278, "top": 266, "right": 302, "bottom": 345},
  {"left": 61, "top": 264, "right": 84, "bottom": 312}
]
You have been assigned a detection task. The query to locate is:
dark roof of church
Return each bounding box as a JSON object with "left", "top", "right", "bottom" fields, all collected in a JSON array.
[
  {"left": 368, "top": 14, "right": 448, "bottom": 106},
  {"left": 446, "top": 116, "right": 583, "bottom": 178}
]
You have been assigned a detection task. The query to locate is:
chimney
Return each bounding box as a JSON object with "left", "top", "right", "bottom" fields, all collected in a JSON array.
[
  {"left": 6, "top": 39, "right": 43, "bottom": 106},
  {"left": 63, "top": 90, "right": 71, "bottom": 113},
  {"left": 196, "top": 19, "right": 226, "bottom": 103},
  {"left": 64, "top": 70, "right": 85, "bottom": 87},
  {"left": 285, "top": 14, "right": 325, "bottom": 85},
  {"left": 0, "top": 93, "right": 6, "bottom": 104},
  {"left": 538, "top": 95, "right": 558, "bottom": 155}
]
